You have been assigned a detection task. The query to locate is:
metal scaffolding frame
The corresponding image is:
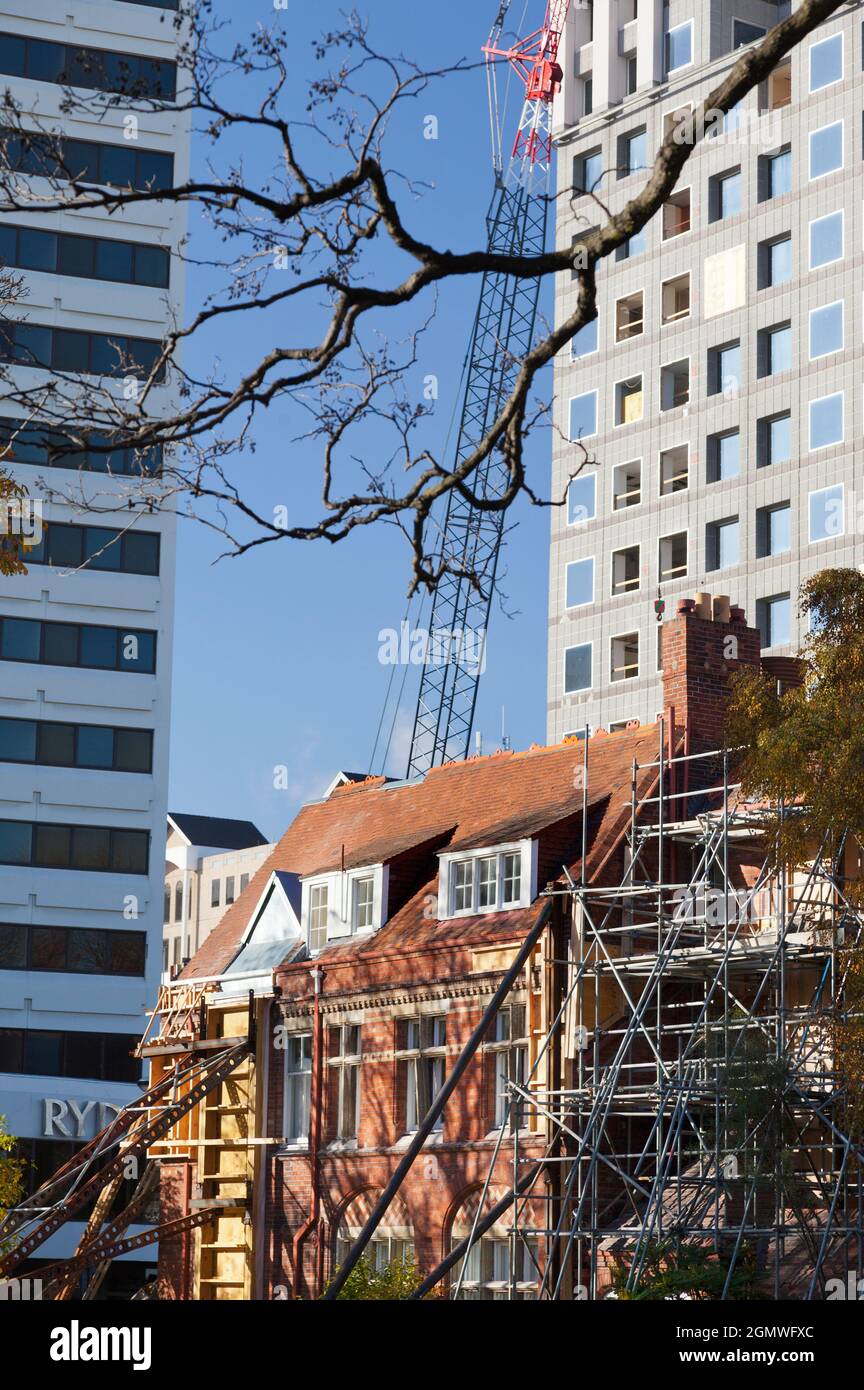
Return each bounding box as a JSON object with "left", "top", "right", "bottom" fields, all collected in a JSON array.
[{"left": 450, "top": 734, "right": 864, "bottom": 1301}]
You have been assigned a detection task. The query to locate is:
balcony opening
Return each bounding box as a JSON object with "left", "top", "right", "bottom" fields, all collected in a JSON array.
[
  {"left": 662, "top": 187, "right": 691, "bottom": 239},
  {"left": 660, "top": 359, "right": 689, "bottom": 411},
  {"left": 661, "top": 273, "right": 690, "bottom": 324},
  {"left": 611, "top": 544, "right": 640, "bottom": 595},
  {"left": 611, "top": 632, "right": 639, "bottom": 683},
  {"left": 760, "top": 60, "right": 791, "bottom": 112},
  {"left": 613, "top": 459, "right": 641, "bottom": 510},
  {"left": 615, "top": 290, "right": 644, "bottom": 341},
  {"left": 615, "top": 375, "right": 643, "bottom": 425},
  {"left": 659, "top": 444, "right": 688, "bottom": 495},
  {"left": 659, "top": 531, "right": 688, "bottom": 581}
]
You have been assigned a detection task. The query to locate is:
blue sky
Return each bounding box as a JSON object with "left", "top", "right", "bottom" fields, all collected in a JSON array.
[{"left": 168, "top": 0, "right": 552, "bottom": 841}]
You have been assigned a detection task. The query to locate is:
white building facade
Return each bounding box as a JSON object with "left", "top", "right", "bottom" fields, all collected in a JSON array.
[
  {"left": 548, "top": 0, "right": 862, "bottom": 737},
  {"left": 0, "top": 0, "right": 189, "bottom": 1283}
]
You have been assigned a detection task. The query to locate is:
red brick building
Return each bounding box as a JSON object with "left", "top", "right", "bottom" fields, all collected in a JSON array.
[{"left": 153, "top": 596, "right": 772, "bottom": 1300}]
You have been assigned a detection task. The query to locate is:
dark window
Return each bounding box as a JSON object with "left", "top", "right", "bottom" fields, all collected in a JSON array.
[
  {"left": 0, "top": 323, "right": 166, "bottom": 381},
  {"left": 0, "top": 922, "right": 145, "bottom": 978},
  {"left": 0, "top": 33, "right": 177, "bottom": 101},
  {"left": 25, "top": 1030, "right": 64, "bottom": 1076},
  {"left": 0, "top": 718, "right": 36, "bottom": 762},
  {"left": 225, "top": 876, "right": 236, "bottom": 906},
  {"left": 0, "top": 617, "right": 156, "bottom": 674},
  {"left": 26, "top": 521, "right": 161, "bottom": 576},
  {"left": 0, "top": 416, "right": 163, "bottom": 477},
  {"left": 0, "top": 820, "right": 149, "bottom": 873},
  {"left": 39, "top": 723, "right": 76, "bottom": 767},
  {"left": 113, "top": 729, "right": 153, "bottom": 773}
]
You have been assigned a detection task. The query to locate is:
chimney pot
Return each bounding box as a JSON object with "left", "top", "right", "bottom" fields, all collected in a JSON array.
[
  {"left": 730, "top": 606, "right": 745, "bottom": 624},
  {"left": 677, "top": 598, "right": 696, "bottom": 614},
  {"left": 713, "top": 594, "right": 731, "bottom": 624},
  {"left": 694, "top": 591, "right": 712, "bottom": 620}
]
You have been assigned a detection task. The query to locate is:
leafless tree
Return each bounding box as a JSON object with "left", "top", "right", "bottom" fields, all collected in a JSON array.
[{"left": 0, "top": 0, "right": 844, "bottom": 592}]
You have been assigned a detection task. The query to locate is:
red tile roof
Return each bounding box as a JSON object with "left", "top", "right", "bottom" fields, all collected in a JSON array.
[{"left": 182, "top": 724, "right": 668, "bottom": 981}]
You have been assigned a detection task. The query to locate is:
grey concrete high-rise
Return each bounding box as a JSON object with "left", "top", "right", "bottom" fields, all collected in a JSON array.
[
  {"left": 0, "top": 0, "right": 189, "bottom": 1283},
  {"left": 547, "top": 0, "right": 861, "bottom": 739}
]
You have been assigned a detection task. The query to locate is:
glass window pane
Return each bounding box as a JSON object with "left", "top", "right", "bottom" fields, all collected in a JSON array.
[
  {"left": 109, "top": 932, "right": 145, "bottom": 975},
  {"left": 768, "top": 596, "right": 791, "bottom": 646},
  {"left": 0, "top": 34, "right": 27, "bottom": 77},
  {"left": 113, "top": 729, "right": 152, "bottom": 774},
  {"left": 52, "top": 328, "right": 90, "bottom": 372},
  {"left": 79, "top": 625, "right": 117, "bottom": 669},
  {"left": 565, "top": 557, "right": 594, "bottom": 609},
  {"left": 769, "top": 150, "right": 792, "bottom": 197},
  {"left": 809, "top": 302, "right": 843, "bottom": 359},
  {"left": 0, "top": 925, "right": 27, "bottom": 969},
  {"left": 768, "top": 506, "right": 790, "bottom": 555},
  {"left": 31, "top": 928, "right": 66, "bottom": 971},
  {"left": 136, "top": 150, "right": 174, "bottom": 191},
  {"left": 47, "top": 525, "right": 83, "bottom": 568},
  {"left": 718, "top": 432, "right": 739, "bottom": 480},
  {"left": 99, "top": 142, "right": 137, "bottom": 187},
  {"left": 567, "top": 473, "right": 596, "bottom": 524},
  {"left": 28, "top": 40, "right": 66, "bottom": 83},
  {"left": 95, "top": 238, "right": 134, "bottom": 283},
  {"left": 564, "top": 643, "right": 592, "bottom": 693},
  {"left": 17, "top": 229, "right": 57, "bottom": 272},
  {"left": 809, "top": 393, "right": 843, "bottom": 450},
  {"left": 123, "top": 532, "right": 159, "bottom": 575},
  {"left": 809, "top": 122, "right": 843, "bottom": 179},
  {"left": 70, "top": 826, "right": 110, "bottom": 870},
  {"left": 12, "top": 323, "right": 52, "bottom": 368},
  {"left": 118, "top": 630, "right": 156, "bottom": 673},
  {"left": 57, "top": 234, "right": 95, "bottom": 278},
  {"left": 65, "top": 1032, "right": 102, "bottom": 1079},
  {"left": 111, "top": 830, "right": 149, "bottom": 874},
  {"left": 82, "top": 527, "right": 120, "bottom": 571},
  {"left": 1, "top": 617, "right": 40, "bottom": 661},
  {"left": 0, "top": 820, "right": 32, "bottom": 864},
  {"left": 809, "top": 485, "right": 844, "bottom": 542},
  {"left": 89, "top": 332, "right": 125, "bottom": 376},
  {"left": 667, "top": 22, "right": 692, "bottom": 71},
  {"left": 42, "top": 623, "right": 79, "bottom": 666},
  {"left": 38, "top": 723, "right": 76, "bottom": 766},
  {"left": 34, "top": 823, "right": 71, "bottom": 868},
  {"left": 68, "top": 929, "right": 109, "bottom": 973},
  {"left": 134, "top": 244, "right": 169, "bottom": 288},
  {"left": 770, "top": 237, "right": 791, "bottom": 284},
  {"left": 809, "top": 33, "right": 842, "bottom": 92},
  {"left": 76, "top": 725, "right": 114, "bottom": 769},
  {"left": 809, "top": 211, "right": 843, "bottom": 268},
  {"left": 769, "top": 326, "right": 791, "bottom": 374},
  {"left": 570, "top": 318, "right": 597, "bottom": 360},
  {"left": 0, "top": 718, "right": 36, "bottom": 762},
  {"left": 24, "top": 1031, "right": 64, "bottom": 1076},
  {"left": 569, "top": 393, "right": 597, "bottom": 441}
]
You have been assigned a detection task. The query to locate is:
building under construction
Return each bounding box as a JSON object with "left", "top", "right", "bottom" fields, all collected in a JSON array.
[{"left": 1, "top": 592, "right": 861, "bottom": 1301}]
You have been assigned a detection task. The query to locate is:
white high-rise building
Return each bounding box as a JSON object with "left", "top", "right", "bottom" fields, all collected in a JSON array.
[
  {"left": 548, "top": 0, "right": 861, "bottom": 739},
  {"left": 0, "top": 0, "right": 189, "bottom": 1288}
]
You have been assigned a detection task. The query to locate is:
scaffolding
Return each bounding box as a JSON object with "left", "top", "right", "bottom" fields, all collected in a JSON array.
[{"left": 451, "top": 733, "right": 864, "bottom": 1301}]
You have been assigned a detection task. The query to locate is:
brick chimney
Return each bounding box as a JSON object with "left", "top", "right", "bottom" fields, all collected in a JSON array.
[{"left": 661, "top": 593, "right": 762, "bottom": 751}]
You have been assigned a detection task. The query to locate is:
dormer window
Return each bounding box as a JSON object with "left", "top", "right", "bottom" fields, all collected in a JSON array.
[
  {"left": 302, "top": 864, "right": 388, "bottom": 952},
  {"left": 309, "top": 883, "right": 329, "bottom": 952},
  {"left": 439, "top": 842, "right": 535, "bottom": 919},
  {"left": 353, "top": 876, "right": 374, "bottom": 931}
]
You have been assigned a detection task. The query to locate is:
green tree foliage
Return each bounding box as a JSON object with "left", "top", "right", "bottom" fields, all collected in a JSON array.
[
  {"left": 331, "top": 1255, "right": 424, "bottom": 1301},
  {"left": 0, "top": 1115, "right": 25, "bottom": 1221},
  {"left": 611, "top": 1241, "right": 757, "bottom": 1300},
  {"left": 727, "top": 568, "right": 864, "bottom": 875}
]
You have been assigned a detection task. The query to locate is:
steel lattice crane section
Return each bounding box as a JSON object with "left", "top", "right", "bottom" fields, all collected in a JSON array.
[{"left": 406, "top": 0, "right": 571, "bottom": 777}]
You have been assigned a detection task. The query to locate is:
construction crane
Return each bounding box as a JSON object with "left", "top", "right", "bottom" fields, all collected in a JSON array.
[{"left": 406, "top": 0, "right": 571, "bottom": 778}]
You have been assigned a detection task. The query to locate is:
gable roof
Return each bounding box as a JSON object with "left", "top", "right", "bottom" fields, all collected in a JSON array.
[
  {"left": 181, "top": 724, "right": 668, "bottom": 982},
  {"left": 167, "top": 813, "right": 269, "bottom": 851}
]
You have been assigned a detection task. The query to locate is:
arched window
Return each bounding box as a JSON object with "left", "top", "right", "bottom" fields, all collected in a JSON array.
[
  {"left": 449, "top": 1189, "right": 541, "bottom": 1301},
  {"left": 333, "top": 1191, "right": 414, "bottom": 1277}
]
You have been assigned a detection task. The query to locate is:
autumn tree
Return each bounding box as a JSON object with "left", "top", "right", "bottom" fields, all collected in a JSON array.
[{"left": 0, "top": 0, "right": 845, "bottom": 592}]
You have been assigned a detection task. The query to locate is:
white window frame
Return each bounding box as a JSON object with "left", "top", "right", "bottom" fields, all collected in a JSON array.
[
  {"left": 658, "top": 441, "right": 690, "bottom": 496},
  {"left": 610, "top": 542, "right": 641, "bottom": 597},
  {"left": 437, "top": 840, "right": 537, "bottom": 920},
  {"left": 282, "top": 1031, "right": 313, "bottom": 1147},
  {"left": 613, "top": 372, "right": 644, "bottom": 427},
  {"left": 666, "top": 19, "right": 694, "bottom": 74},
  {"left": 659, "top": 355, "right": 691, "bottom": 412},
  {"left": 328, "top": 1022, "right": 362, "bottom": 1143},
  {"left": 610, "top": 630, "right": 640, "bottom": 683},
  {"left": 808, "top": 119, "right": 843, "bottom": 182},
  {"left": 565, "top": 556, "right": 595, "bottom": 610},
  {"left": 661, "top": 271, "right": 691, "bottom": 325},
  {"left": 808, "top": 482, "right": 845, "bottom": 545},
  {"left": 809, "top": 30, "right": 843, "bottom": 94},
  {"left": 611, "top": 458, "right": 642, "bottom": 512},
  {"left": 808, "top": 209, "right": 844, "bottom": 270},
  {"left": 569, "top": 389, "right": 598, "bottom": 442},
  {"left": 563, "top": 640, "right": 593, "bottom": 695},
  {"left": 567, "top": 471, "right": 596, "bottom": 526},
  {"left": 658, "top": 528, "right": 689, "bottom": 582},
  {"left": 808, "top": 299, "right": 844, "bottom": 361},
  {"left": 808, "top": 391, "right": 844, "bottom": 451},
  {"left": 302, "top": 864, "right": 389, "bottom": 949},
  {"left": 570, "top": 315, "right": 599, "bottom": 361}
]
